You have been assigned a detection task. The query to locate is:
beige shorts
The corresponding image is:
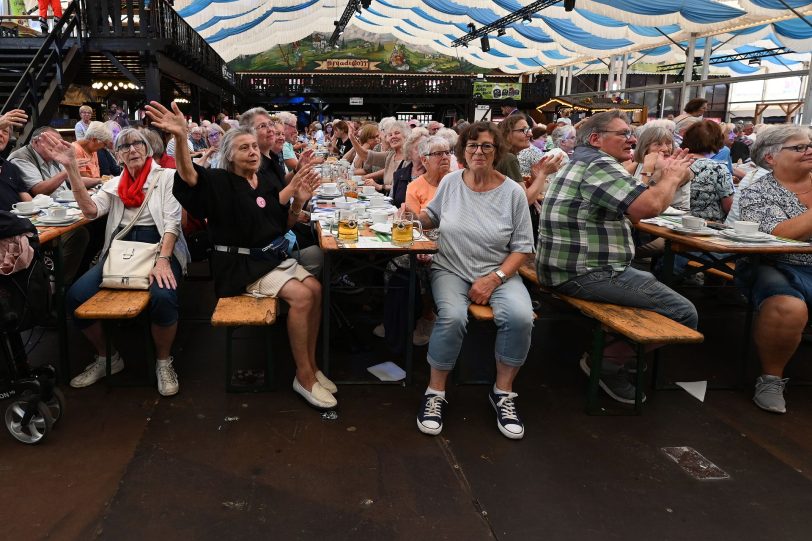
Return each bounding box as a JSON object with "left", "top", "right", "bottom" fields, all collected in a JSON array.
[{"left": 245, "top": 258, "right": 313, "bottom": 298}]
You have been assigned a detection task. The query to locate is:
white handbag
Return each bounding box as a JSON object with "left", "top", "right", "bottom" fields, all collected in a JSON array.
[{"left": 101, "top": 176, "right": 161, "bottom": 290}]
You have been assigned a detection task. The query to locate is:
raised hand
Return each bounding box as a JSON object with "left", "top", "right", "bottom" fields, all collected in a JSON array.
[
  {"left": 37, "top": 131, "right": 76, "bottom": 166},
  {"left": 144, "top": 101, "right": 187, "bottom": 138},
  {"left": 533, "top": 153, "right": 563, "bottom": 178},
  {"left": 0, "top": 109, "right": 28, "bottom": 131}
]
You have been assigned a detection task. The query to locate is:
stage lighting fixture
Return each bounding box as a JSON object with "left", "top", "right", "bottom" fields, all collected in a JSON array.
[
  {"left": 564, "top": 0, "right": 576, "bottom": 11},
  {"left": 497, "top": 27, "right": 506, "bottom": 36},
  {"left": 522, "top": 15, "right": 532, "bottom": 25},
  {"left": 481, "top": 36, "right": 490, "bottom": 52}
]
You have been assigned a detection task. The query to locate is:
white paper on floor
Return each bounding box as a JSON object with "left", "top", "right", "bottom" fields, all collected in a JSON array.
[
  {"left": 367, "top": 361, "right": 406, "bottom": 382},
  {"left": 675, "top": 380, "right": 707, "bottom": 402}
]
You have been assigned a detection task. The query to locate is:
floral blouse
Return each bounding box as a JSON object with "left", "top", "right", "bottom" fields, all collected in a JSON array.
[
  {"left": 517, "top": 145, "right": 545, "bottom": 176},
  {"left": 689, "top": 158, "right": 734, "bottom": 222},
  {"left": 739, "top": 172, "right": 812, "bottom": 266}
]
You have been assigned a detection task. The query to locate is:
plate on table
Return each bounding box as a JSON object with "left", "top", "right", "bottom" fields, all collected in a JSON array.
[
  {"left": 54, "top": 194, "right": 76, "bottom": 203},
  {"left": 315, "top": 191, "right": 341, "bottom": 199},
  {"left": 671, "top": 225, "right": 717, "bottom": 236},
  {"left": 718, "top": 229, "right": 773, "bottom": 243},
  {"left": 661, "top": 206, "right": 687, "bottom": 216},
  {"left": 11, "top": 208, "right": 41, "bottom": 217},
  {"left": 36, "top": 216, "right": 80, "bottom": 226}
]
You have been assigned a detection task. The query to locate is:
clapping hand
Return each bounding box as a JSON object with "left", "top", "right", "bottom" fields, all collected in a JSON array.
[
  {"left": 37, "top": 131, "right": 76, "bottom": 167},
  {"left": 0, "top": 109, "right": 28, "bottom": 131},
  {"left": 298, "top": 148, "right": 315, "bottom": 170},
  {"left": 661, "top": 148, "right": 693, "bottom": 185},
  {"left": 532, "top": 153, "right": 564, "bottom": 178},
  {"left": 144, "top": 101, "right": 187, "bottom": 139}
]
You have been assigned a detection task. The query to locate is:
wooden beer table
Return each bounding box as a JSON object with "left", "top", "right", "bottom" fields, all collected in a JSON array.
[{"left": 317, "top": 221, "right": 437, "bottom": 384}]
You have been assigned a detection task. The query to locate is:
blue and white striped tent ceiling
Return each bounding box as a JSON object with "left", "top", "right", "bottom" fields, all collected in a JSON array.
[{"left": 174, "top": 1, "right": 812, "bottom": 74}]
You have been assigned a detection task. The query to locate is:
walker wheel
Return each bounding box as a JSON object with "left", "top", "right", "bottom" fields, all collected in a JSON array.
[
  {"left": 45, "top": 388, "right": 66, "bottom": 426},
  {"left": 5, "top": 401, "right": 53, "bottom": 444}
]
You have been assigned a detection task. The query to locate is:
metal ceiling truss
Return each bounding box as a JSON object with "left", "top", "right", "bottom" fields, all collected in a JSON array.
[
  {"left": 329, "top": 0, "right": 365, "bottom": 47},
  {"left": 656, "top": 47, "right": 793, "bottom": 72},
  {"left": 451, "top": 0, "right": 575, "bottom": 48}
]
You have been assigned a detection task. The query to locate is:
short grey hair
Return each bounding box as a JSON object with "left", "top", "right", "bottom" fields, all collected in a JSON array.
[
  {"left": 646, "top": 118, "right": 676, "bottom": 133},
  {"left": 277, "top": 111, "right": 296, "bottom": 126},
  {"left": 387, "top": 120, "right": 411, "bottom": 136},
  {"left": 378, "top": 117, "right": 396, "bottom": 133},
  {"left": 220, "top": 126, "right": 256, "bottom": 174},
  {"left": 750, "top": 124, "right": 809, "bottom": 169},
  {"left": 239, "top": 107, "right": 270, "bottom": 129},
  {"left": 116, "top": 128, "right": 153, "bottom": 156},
  {"left": 576, "top": 110, "right": 628, "bottom": 146},
  {"left": 634, "top": 126, "right": 674, "bottom": 163},
  {"left": 436, "top": 127, "right": 458, "bottom": 148},
  {"left": 403, "top": 127, "right": 429, "bottom": 158},
  {"left": 417, "top": 135, "right": 450, "bottom": 157},
  {"left": 84, "top": 121, "right": 113, "bottom": 143},
  {"left": 674, "top": 115, "right": 701, "bottom": 135},
  {"left": 551, "top": 125, "right": 575, "bottom": 147}
]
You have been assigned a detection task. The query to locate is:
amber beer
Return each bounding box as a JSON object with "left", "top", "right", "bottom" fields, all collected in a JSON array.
[
  {"left": 392, "top": 211, "right": 421, "bottom": 247},
  {"left": 336, "top": 212, "right": 358, "bottom": 242}
]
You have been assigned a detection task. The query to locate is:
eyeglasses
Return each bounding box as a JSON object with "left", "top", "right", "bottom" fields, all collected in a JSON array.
[
  {"left": 600, "top": 130, "right": 634, "bottom": 140},
  {"left": 116, "top": 141, "right": 145, "bottom": 153},
  {"left": 285, "top": 123, "right": 297, "bottom": 129},
  {"left": 511, "top": 127, "right": 532, "bottom": 135},
  {"left": 208, "top": 132, "right": 221, "bottom": 139},
  {"left": 255, "top": 122, "right": 271, "bottom": 131},
  {"left": 781, "top": 143, "right": 812, "bottom": 153},
  {"left": 425, "top": 150, "right": 453, "bottom": 158},
  {"left": 464, "top": 143, "right": 495, "bottom": 154}
]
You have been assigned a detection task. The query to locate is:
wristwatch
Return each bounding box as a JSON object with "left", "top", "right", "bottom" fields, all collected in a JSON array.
[{"left": 494, "top": 269, "right": 508, "bottom": 284}]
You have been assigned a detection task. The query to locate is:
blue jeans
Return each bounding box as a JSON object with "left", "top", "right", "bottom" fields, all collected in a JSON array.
[
  {"left": 66, "top": 226, "right": 182, "bottom": 329},
  {"left": 554, "top": 266, "right": 698, "bottom": 329},
  {"left": 735, "top": 257, "right": 812, "bottom": 309},
  {"left": 427, "top": 268, "right": 534, "bottom": 371}
]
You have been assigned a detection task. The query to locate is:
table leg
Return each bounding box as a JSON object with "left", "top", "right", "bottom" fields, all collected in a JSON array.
[
  {"left": 405, "top": 254, "right": 417, "bottom": 385},
  {"left": 660, "top": 239, "right": 675, "bottom": 286},
  {"left": 322, "top": 251, "right": 332, "bottom": 377}
]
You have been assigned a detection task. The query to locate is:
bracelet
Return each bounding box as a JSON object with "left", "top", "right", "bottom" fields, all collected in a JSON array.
[
  {"left": 156, "top": 255, "right": 171, "bottom": 262},
  {"left": 290, "top": 206, "right": 303, "bottom": 216}
]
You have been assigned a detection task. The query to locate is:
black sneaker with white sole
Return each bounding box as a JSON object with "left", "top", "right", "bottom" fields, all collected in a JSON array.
[
  {"left": 489, "top": 389, "right": 524, "bottom": 440},
  {"left": 580, "top": 353, "right": 646, "bottom": 405},
  {"left": 417, "top": 393, "right": 446, "bottom": 436}
]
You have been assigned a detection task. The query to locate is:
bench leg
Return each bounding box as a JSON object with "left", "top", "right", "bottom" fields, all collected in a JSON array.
[
  {"left": 104, "top": 321, "right": 113, "bottom": 378},
  {"left": 225, "top": 327, "right": 235, "bottom": 392},
  {"left": 586, "top": 325, "right": 605, "bottom": 415},
  {"left": 634, "top": 343, "right": 645, "bottom": 415},
  {"left": 263, "top": 328, "right": 274, "bottom": 391}
]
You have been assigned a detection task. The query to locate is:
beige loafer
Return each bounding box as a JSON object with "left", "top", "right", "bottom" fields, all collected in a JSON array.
[
  {"left": 315, "top": 370, "right": 338, "bottom": 394},
  {"left": 293, "top": 378, "right": 337, "bottom": 409}
]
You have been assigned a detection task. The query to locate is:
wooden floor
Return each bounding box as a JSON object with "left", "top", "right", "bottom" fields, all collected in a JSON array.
[{"left": 1, "top": 273, "right": 811, "bottom": 540}]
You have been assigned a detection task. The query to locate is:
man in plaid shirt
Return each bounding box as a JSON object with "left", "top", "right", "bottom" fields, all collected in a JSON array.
[{"left": 537, "top": 110, "right": 697, "bottom": 405}]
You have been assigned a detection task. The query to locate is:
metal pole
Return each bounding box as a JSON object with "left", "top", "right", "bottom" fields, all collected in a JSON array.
[
  {"left": 607, "top": 55, "right": 616, "bottom": 97},
  {"left": 566, "top": 65, "right": 573, "bottom": 94},
  {"left": 619, "top": 54, "right": 629, "bottom": 98},
  {"left": 700, "top": 37, "right": 712, "bottom": 86},
  {"left": 555, "top": 66, "right": 561, "bottom": 95}
]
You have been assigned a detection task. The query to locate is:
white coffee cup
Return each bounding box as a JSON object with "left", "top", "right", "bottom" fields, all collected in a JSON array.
[
  {"left": 734, "top": 220, "right": 759, "bottom": 235},
  {"left": 321, "top": 182, "right": 338, "bottom": 195},
  {"left": 47, "top": 206, "right": 67, "bottom": 219},
  {"left": 367, "top": 196, "right": 388, "bottom": 208},
  {"left": 370, "top": 209, "right": 389, "bottom": 224},
  {"left": 681, "top": 215, "right": 706, "bottom": 230},
  {"left": 56, "top": 190, "right": 75, "bottom": 201},
  {"left": 12, "top": 201, "right": 36, "bottom": 213},
  {"left": 362, "top": 185, "right": 377, "bottom": 196}
]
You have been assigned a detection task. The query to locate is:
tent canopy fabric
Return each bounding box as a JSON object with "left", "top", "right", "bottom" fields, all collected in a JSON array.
[{"left": 174, "top": 0, "right": 812, "bottom": 74}]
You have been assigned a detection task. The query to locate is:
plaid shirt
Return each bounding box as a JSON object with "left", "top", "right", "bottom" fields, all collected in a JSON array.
[{"left": 536, "top": 145, "right": 647, "bottom": 286}]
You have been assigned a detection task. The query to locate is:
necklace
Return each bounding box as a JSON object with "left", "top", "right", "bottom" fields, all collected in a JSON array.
[{"left": 787, "top": 175, "right": 812, "bottom": 196}]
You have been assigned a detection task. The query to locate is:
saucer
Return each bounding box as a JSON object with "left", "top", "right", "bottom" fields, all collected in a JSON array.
[
  {"left": 661, "top": 206, "right": 687, "bottom": 216},
  {"left": 671, "top": 225, "right": 717, "bottom": 236},
  {"left": 11, "top": 208, "right": 41, "bottom": 217},
  {"left": 36, "top": 216, "right": 80, "bottom": 226},
  {"left": 719, "top": 229, "right": 772, "bottom": 243}
]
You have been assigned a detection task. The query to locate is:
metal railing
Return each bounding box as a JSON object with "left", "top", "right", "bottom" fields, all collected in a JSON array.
[{"left": 1, "top": 0, "right": 83, "bottom": 130}]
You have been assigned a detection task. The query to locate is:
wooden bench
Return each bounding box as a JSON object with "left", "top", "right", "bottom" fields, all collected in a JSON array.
[
  {"left": 518, "top": 262, "right": 704, "bottom": 414},
  {"left": 211, "top": 296, "right": 278, "bottom": 392},
  {"left": 75, "top": 290, "right": 153, "bottom": 384},
  {"left": 686, "top": 260, "right": 735, "bottom": 282}
]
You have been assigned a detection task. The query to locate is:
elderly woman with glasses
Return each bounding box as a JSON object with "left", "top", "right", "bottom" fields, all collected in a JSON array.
[
  {"left": 147, "top": 102, "right": 336, "bottom": 411},
  {"left": 736, "top": 125, "right": 812, "bottom": 414},
  {"left": 40, "top": 128, "right": 190, "bottom": 397},
  {"left": 409, "top": 122, "right": 535, "bottom": 441},
  {"left": 196, "top": 124, "right": 225, "bottom": 169},
  {"left": 349, "top": 120, "right": 411, "bottom": 194}
]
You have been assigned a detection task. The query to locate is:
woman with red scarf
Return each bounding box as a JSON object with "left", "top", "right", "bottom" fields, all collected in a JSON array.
[{"left": 39, "top": 129, "right": 190, "bottom": 397}]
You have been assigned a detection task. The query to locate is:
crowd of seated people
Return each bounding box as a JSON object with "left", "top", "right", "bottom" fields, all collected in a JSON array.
[{"left": 3, "top": 98, "right": 811, "bottom": 440}]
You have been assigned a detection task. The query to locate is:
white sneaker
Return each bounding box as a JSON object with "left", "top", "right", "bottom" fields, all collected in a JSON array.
[
  {"left": 70, "top": 352, "right": 124, "bottom": 388},
  {"left": 156, "top": 357, "right": 179, "bottom": 396},
  {"left": 293, "top": 378, "right": 337, "bottom": 409},
  {"left": 315, "top": 370, "right": 338, "bottom": 394},
  {"left": 372, "top": 323, "right": 385, "bottom": 338},
  {"left": 412, "top": 317, "right": 435, "bottom": 346}
]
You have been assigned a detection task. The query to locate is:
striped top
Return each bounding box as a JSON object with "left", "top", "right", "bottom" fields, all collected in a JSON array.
[
  {"left": 425, "top": 169, "right": 534, "bottom": 283},
  {"left": 536, "top": 145, "right": 647, "bottom": 286}
]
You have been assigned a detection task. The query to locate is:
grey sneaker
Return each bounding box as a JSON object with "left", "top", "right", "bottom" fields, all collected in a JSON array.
[
  {"left": 579, "top": 353, "right": 646, "bottom": 405},
  {"left": 753, "top": 376, "right": 788, "bottom": 414},
  {"left": 156, "top": 357, "right": 179, "bottom": 397},
  {"left": 70, "top": 352, "right": 124, "bottom": 388}
]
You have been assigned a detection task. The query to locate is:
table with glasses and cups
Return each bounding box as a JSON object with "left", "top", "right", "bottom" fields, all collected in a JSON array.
[{"left": 312, "top": 175, "right": 437, "bottom": 383}]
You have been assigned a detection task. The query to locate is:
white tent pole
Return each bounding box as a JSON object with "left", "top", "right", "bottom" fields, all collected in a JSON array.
[
  {"left": 700, "top": 37, "right": 712, "bottom": 83},
  {"left": 566, "top": 65, "right": 573, "bottom": 94},
  {"left": 620, "top": 54, "right": 629, "bottom": 98},
  {"left": 555, "top": 66, "right": 562, "bottom": 95},
  {"left": 607, "top": 55, "right": 616, "bottom": 97},
  {"left": 681, "top": 34, "right": 697, "bottom": 110},
  {"left": 802, "top": 55, "right": 812, "bottom": 124}
]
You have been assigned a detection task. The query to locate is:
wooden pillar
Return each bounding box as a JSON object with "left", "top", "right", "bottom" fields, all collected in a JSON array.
[{"left": 144, "top": 55, "right": 161, "bottom": 103}]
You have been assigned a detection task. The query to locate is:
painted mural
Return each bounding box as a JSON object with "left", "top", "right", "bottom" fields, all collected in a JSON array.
[{"left": 228, "top": 28, "right": 493, "bottom": 74}]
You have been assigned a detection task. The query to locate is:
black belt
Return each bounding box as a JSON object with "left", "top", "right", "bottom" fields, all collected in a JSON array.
[{"left": 213, "top": 245, "right": 250, "bottom": 255}]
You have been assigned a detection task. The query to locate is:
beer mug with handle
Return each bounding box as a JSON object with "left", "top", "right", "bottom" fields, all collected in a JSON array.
[
  {"left": 330, "top": 209, "right": 359, "bottom": 242},
  {"left": 392, "top": 210, "right": 422, "bottom": 247}
]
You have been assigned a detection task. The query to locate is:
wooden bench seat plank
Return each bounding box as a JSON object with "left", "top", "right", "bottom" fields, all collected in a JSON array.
[
  {"left": 468, "top": 303, "right": 538, "bottom": 322},
  {"left": 75, "top": 290, "right": 150, "bottom": 319},
  {"left": 686, "top": 260, "right": 734, "bottom": 281},
  {"left": 211, "top": 296, "right": 278, "bottom": 327}
]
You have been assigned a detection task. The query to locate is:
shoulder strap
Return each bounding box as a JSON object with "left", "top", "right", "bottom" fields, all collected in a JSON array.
[{"left": 113, "top": 170, "right": 161, "bottom": 241}]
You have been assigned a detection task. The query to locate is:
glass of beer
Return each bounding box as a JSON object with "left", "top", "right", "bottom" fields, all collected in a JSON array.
[
  {"left": 392, "top": 211, "right": 422, "bottom": 247},
  {"left": 342, "top": 178, "right": 358, "bottom": 199},
  {"left": 331, "top": 210, "right": 359, "bottom": 242}
]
